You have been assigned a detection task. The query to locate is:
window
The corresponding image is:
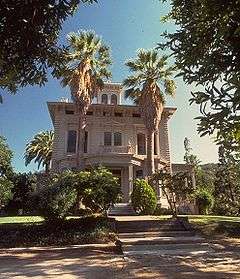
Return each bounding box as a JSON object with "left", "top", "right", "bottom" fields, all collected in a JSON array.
[
  {"left": 104, "top": 132, "right": 112, "bottom": 146},
  {"left": 137, "top": 133, "right": 146, "bottom": 155},
  {"left": 84, "top": 131, "right": 88, "bottom": 153},
  {"left": 65, "top": 110, "right": 74, "bottom": 115},
  {"left": 111, "top": 94, "right": 117, "bottom": 105},
  {"left": 114, "top": 112, "right": 123, "bottom": 117},
  {"left": 67, "top": 130, "right": 77, "bottom": 153},
  {"left": 114, "top": 132, "right": 122, "bottom": 146},
  {"left": 101, "top": 94, "right": 108, "bottom": 104},
  {"left": 132, "top": 113, "right": 141, "bottom": 118},
  {"left": 136, "top": 170, "right": 143, "bottom": 178}
]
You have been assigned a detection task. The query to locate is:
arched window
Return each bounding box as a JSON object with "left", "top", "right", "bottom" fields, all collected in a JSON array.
[
  {"left": 101, "top": 94, "right": 108, "bottom": 104},
  {"left": 111, "top": 94, "right": 117, "bottom": 105},
  {"left": 137, "top": 133, "right": 146, "bottom": 155}
]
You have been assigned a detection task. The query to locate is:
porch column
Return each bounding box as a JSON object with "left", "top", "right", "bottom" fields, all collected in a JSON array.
[
  {"left": 155, "top": 131, "right": 160, "bottom": 156},
  {"left": 128, "top": 164, "right": 134, "bottom": 201}
]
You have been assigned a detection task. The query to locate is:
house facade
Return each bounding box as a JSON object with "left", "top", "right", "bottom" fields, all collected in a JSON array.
[{"left": 48, "top": 83, "right": 179, "bottom": 203}]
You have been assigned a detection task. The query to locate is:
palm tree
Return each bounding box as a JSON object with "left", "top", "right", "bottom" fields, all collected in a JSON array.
[
  {"left": 56, "top": 30, "right": 111, "bottom": 169},
  {"left": 123, "top": 49, "right": 176, "bottom": 176},
  {"left": 25, "top": 130, "right": 54, "bottom": 173}
]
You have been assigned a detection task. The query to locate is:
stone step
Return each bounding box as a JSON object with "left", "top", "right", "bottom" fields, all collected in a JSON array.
[
  {"left": 122, "top": 243, "right": 212, "bottom": 256},
  {"left": 117, "top": 221, "right": 185, "bottom": 233},
  {"left": 119, "top": 230, "right": 196, "bottom": 238},
  {"left": 119, "top": 236, "right": 205, "bottom": 246},
  {"left": 108, "top": 203, "right": 136, "bottom": 216}
]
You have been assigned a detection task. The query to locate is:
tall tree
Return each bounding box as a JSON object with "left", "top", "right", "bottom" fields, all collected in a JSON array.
[
  {"left": 214, "top": 145, "right": 240, "bottom": 216},
  {"left": 183, "top": 137, "right": 201, "bottom": 168},
  {"left": 0, "top": 0, "right": 96, "bottom": 101},
  {"left": 159, "top": 0, "right": 240, "bottom": 151},
  {"left": 123, "top": 49, "right": 176, "bottom": 176},
  {"left": 55, "top": 31, "right": 111, "bottom": 169},
  {"left": 0, "top": 136, "right": 14, "bottom": 208},
  {"left": 25, "top": 131, "right": 54, "bottom": 173},
  {"left": 0, "top": 136, "right": 13, "bottom": 178}
]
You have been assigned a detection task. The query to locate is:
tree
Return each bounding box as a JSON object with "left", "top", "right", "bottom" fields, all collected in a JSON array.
[
  {"left": 55, "top": 31, "right": 111, "bottom": 169},
  {"left": 183, "top": 137, "right": 201, "bottom": 168},
  {"left": 25, "top": 130, "right": 54, "bottom": 173},
  {"left": 0, "top": 136, "right": 13, "bottom": 208},
  {"left": 0, "top": 177, "right": 13, "bottom": 209},
  {"left": 150, "top": 168, "right": 194, "bottom": 216},
  {"left": 213, "top": 145, "right": 240, "bottom": 216},
  {"left": 6, "top": 173, "right": 37, "bottom": 214},
  {"left": 123, "top": 49, "right": 176, "bottom": 176},
  {"left": 0, "top": 0, "right": 97, "bottom": 101},
  {"left": 0, "top": 136, "right": 13, "bottom": 178},
  {"left": 159, "top": 0, "right": 240, "bottom": 150}
]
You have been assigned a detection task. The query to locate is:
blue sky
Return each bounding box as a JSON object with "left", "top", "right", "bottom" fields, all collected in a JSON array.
[{"left": 0, "top": 0, "right": 218, "bottom": 173}]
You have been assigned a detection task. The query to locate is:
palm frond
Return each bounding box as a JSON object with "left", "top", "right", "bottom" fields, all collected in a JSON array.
[{"left": 24, "top": 130, "right": 54, "bottom": 171}]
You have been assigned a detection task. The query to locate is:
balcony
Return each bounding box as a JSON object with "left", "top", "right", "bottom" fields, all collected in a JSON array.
[{"left": 96, "top": 145, "right": 133, "bottom": 154}]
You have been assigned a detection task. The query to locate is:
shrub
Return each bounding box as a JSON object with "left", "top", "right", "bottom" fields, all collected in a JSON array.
[
  {"left": 194, "top": 188, "right": 214, "bottom": 215},
  {"left": 153, "top": 204, "right": 172, "bottom": 215},
  {"left": 131, "top": 179, "right": 157, "bottom": 215},
  {"left": 6, "top": 172, "right": 37, "bottom": 215},
  {"left": 74, "top": 167, "right": 121, "bottom": 213},
  {"left": 38, "top": 171, "right": 77, "bottom": 222},
  {"left": 0, "top": 177, "right": 13, "bottom": 208}
]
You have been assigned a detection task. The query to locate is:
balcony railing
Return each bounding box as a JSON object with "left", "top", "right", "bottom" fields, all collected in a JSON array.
[{"left": 96, "top": 145, "right": 133, "bottom": 154}]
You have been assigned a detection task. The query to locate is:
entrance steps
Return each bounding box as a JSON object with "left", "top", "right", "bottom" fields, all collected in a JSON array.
[
  {"left": 108, "top": 203, "right": 136, "bottom": 216},
  {"left": 116, "top": 217, "right": 212, "bottom": 256}
]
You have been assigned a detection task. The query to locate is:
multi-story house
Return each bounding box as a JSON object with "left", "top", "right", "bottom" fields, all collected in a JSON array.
[{"left": 48, "top": 83, "right": 193, "bottom": 204}]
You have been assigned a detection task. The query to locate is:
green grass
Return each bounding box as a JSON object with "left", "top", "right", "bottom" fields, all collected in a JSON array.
[
  {"left": 0, "top": 215, "right": 84, "bottom": 225},
  {"left": 0, "top": 216, "right": 44, "bottom": 224},
  {"left": 0, "top": 216, "right": 115, "bottom": 248},
  {"left": 186, "top": 215, "right": 240, "bottom": 224},
  {"left": 184, "top": 215, "right": 240, "bottom": 238}
]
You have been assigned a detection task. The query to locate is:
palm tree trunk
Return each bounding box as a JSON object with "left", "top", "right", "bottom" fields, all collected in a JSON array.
[
  {"left": 76, "top": 106, "right": 85, "bottom": 170},
  {"left": 45, "top": 162, "right": 50, "bottom": 174},
  {"left": 146, "top": 130, "right": 155, "bottom": 177}
]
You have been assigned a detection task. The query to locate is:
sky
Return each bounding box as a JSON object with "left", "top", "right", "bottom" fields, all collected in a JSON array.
[{"left": 0, "top": 0, "right": 218, "bottom": 173}]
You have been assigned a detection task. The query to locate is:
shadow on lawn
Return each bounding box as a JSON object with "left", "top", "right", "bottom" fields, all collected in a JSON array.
[{"left": 0, "top": 216, "right": 116, "bottom": 248}]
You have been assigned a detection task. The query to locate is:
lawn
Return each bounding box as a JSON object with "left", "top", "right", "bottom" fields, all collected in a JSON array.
[
  {"left": 0, "top": 216, "right": 116, "bottom": 248},
  {"left": 187, "top": 215, "right": 240, "bottom": 224},
  {"left": 0, "top": 216, "right": 44, "bottom": 224},
  {"left": 185, "top": 215, "right": 240, "bottom": 238}
]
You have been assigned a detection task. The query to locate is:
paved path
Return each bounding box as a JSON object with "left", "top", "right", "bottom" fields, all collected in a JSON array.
[{"left": 0, "top": 242, "right": 240, "bottom": 279}]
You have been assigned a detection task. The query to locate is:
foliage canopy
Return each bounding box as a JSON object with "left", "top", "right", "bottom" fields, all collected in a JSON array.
[
  {"left": 160, "top": 0, "right": 240, "bottom": 149},
  {"left": 0, "top": 0, "right": 97, "bottom": 101},
  {"left": 24, "top": 130, "right": 54, "bottom": 173}
]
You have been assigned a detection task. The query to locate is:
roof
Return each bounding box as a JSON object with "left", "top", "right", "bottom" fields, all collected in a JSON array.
[{"left": 47, "top": 101, "right": 177, "bottom": 124}]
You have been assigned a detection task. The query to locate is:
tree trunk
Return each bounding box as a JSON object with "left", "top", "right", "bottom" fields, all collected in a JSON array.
[
  {"left": 45, "top": 162, "right": 50, "bottom": 174},
  {"left": 76, "top": 107, "right": 85, "bottom": 170},
  {"left": 146, "top": 130, "right": 155, "bottom": 177}
]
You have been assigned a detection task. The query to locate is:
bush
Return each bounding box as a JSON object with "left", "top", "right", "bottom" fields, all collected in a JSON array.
[
  {"left": 38, "top": 171, "right": 77, "bottom": 222},
  {"left": 6, "top": 172, "right": 37, "bottom": 215},
  {"left": 28, "top": 167, "right": 121, "bottom": 220},
  {"left": 131, "top": 179, "right": 157, "bottom": 215},
  {"left": 74, "top": 167, "right": 121, "bottom": 213},
  {"left": 0, "top": 177, "right": 13, "bottom": 208},
  {"left": 194, "top": 188, "right": 214, "bottom": 215},
  {"left": 153, "top": 204, "right": 172, "bottom": 215}
]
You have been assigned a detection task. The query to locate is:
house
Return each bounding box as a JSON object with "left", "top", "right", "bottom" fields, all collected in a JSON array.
[{"left": 48, "top": 83, "right": 194, "bottom": 204}]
